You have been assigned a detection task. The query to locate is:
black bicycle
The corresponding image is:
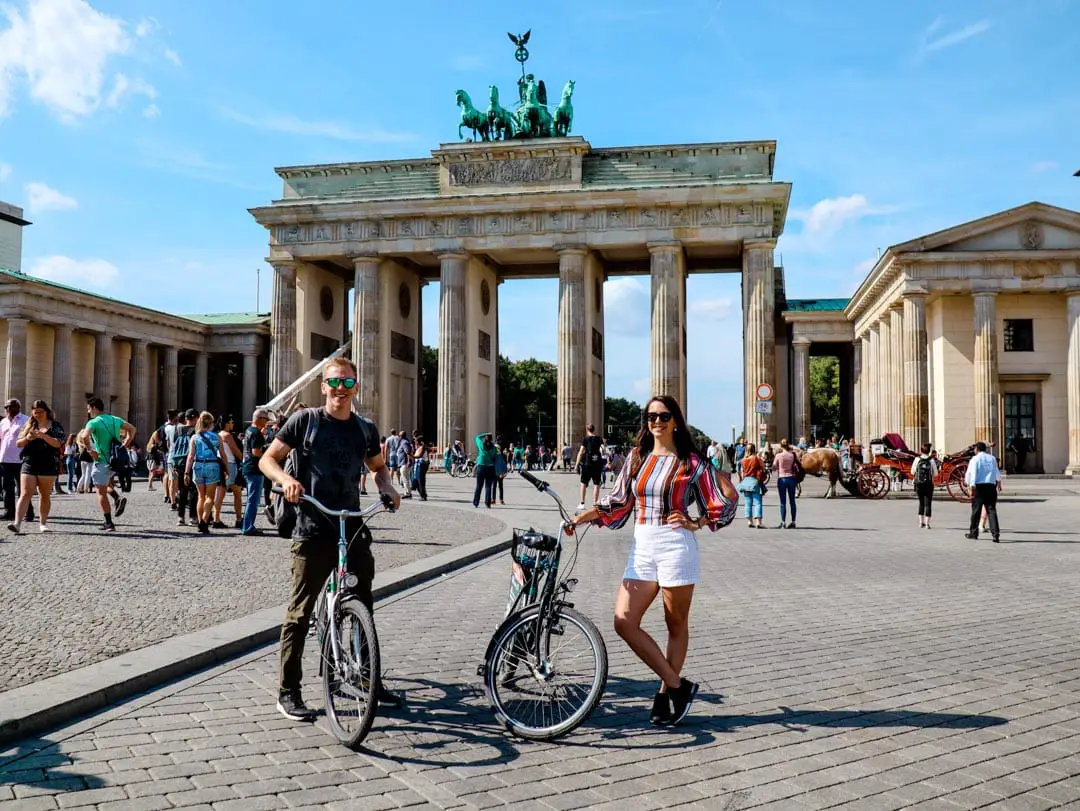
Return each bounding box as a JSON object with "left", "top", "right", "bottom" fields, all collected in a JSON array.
[{"left": 478, "top": 469, "right": 608, "bottom": 740}]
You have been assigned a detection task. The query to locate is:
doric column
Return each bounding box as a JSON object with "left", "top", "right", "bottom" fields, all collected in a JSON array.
[
  {"left": 1066, "top": 292, "right": 1080, "bottom": 475},
  {"left": 742, "top": 239, "right": 776, "bottom": 442},
  {"left": 51, "top": 324, "right": 73, "bottom": 430},
  {"left": 351, "top": 255, "right": 381, "bottom": 419},
  {"left": 859, "top": 334, "right": 871, "bottom": 449},
  {"left": 973, "top": 291, "right": 999, "bottom": 445},
  {"left": 650, "top": 244, "right": 685, "bottom": 401},
  {"left": 269, "top": 260, "right": 298, "bottom": 395},
  {"left": 867, "top": 323, "right": 880, "bottom": 439},
  {"left": 129, "top": 339, "right": 150, "bottom": 438},
  {"left": 163, "top": 347, "right": 179, "bottom": 411},
  {"left": 852, "top": 338, "right": 862, "bottom": 447},
  {"left": 877, "top": 316, "right": 891, "bottom": 434},
  {"left": 193, "top": 353, "right": 209, "bottom": 412},
  {"left": 557, "top": 247, "right": 587, "bottom": 453},
  {"left": 902, "top": 291, "right": 930, "bottom": 450},
  {"left": 93, "top": 332, "right": 113, "bottom": 402},
  {"left": 889, "top": 304, "right": 904, "bottom": 435},
  {"left": 437, "top": 252, "right": 467, "bottom": 449},
  {"left": 4, "top": 317, "right": 28, "bottom": 406},
  {"left": 792, "top": 337, "right": 811, "bottom": 443},
  {"left": 241, "top": 348, "right": 260, "bottom": 422}
]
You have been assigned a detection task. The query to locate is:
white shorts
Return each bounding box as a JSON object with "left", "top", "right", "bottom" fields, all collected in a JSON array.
[{"left": 623, "top": 524, "right": 699, "bottom": 588}]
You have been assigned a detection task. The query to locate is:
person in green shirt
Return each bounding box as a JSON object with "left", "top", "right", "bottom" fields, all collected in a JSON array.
[
  {"left": 80, "top": 397, "right": 134, "bottom": 532},
  {"left": 472, "top": 433, "right": 499, "bottom": 508}
]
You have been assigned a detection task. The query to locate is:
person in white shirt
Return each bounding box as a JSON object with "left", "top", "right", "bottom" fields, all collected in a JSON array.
[
  {"left": 964, "top": 441, "right": 1002, "bottom": 542},
  {"left": 1, "top": 399, "right": 34, "bottom": 523}
]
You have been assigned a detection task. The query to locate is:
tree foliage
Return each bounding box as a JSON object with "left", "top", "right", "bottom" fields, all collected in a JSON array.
[
  {"left": 809, "top": 355, "right": 841, "bottom": 439},
  {"left": 498, "top": 356, "right": 557, "bottom": 445}
]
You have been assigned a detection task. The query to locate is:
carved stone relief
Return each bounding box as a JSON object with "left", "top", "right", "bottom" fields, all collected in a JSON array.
[
  {"left": 1020, "top": 221, "right": 1043, "bottom": 250},
  {"left": 446, "top": 156, "right": 572, "bottom": 187}
]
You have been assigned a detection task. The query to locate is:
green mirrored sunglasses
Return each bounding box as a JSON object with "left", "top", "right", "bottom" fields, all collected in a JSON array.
[{"left": 324, "top": 377, "right": 357, "bottom": 389}]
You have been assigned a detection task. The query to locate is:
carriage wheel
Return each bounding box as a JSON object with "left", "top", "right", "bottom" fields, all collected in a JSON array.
[
  {"left": 946, "top": 465, "right": 972, "bottom": 503},
  {"left": 857, "top": 468, "right": 890, "bottom": 499}
]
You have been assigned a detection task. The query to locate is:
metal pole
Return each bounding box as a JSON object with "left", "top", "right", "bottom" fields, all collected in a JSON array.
[{"left": 256, "top": 268, "right": 260, "bottom": 312}]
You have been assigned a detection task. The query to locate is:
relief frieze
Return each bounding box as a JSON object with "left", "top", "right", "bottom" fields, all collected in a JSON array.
[{"left": 446, "top": 156, "right": 573, "bottom": 187}]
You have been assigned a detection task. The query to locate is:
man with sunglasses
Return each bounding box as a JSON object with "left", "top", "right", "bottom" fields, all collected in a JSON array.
[
  {"left": 260, "top": 359, "right": 402, "bottom": 722},
  {"left": 1, "top": 399, "right": 33, "bottom": 523}
]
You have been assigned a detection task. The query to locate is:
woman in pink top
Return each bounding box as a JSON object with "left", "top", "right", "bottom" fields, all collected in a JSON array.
[
  {"left": 772, "top": 438, "right": 799, "bottom": 529},
  {"left": 573, "top": 395, "right": 738, "bottom": 726}
]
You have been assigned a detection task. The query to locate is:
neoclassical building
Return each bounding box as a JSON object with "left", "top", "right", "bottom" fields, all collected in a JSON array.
[
  {"left": 781, "top": 202, "right": 1080, "bottom": 475},
  {"left": 0, "top": 201, "right": 271, "bottom": 435}
]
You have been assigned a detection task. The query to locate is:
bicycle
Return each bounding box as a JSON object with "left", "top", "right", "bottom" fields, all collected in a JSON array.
[
  {"left": 273, "top": 486, "right": 395, "bottom": 749},
  {"left": 451, "top": 458, "right": 476, "bottom": 478},
  {"left": 477, "top": 469, "right": 608, "bottom": 740}
]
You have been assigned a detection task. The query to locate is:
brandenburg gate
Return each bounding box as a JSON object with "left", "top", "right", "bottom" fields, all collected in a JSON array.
[{"left": 249, "top": 39, "right": 792, "bottom": 448}]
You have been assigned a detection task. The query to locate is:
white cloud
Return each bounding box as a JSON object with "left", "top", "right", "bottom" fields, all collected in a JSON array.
[
  {"left": 0, "top": 162, "right": 11, "bottom": 183},
  {"left": 163, "top": 47, "right": 181, "bottom": 67},
  {"left": 0, "top": 0, "right": 132, "bottom": 122},
  {"left": 918, "top": 17, "right": 991, "bottom": 55},
  {"left": 142, "top": 103, "right": 160, "bottom": 119},
  {"left": 689, "top": 297, "right": 734, "bottom": 322},
  {"left": 25, "top": 181, "right": 77, "bottom": 212},
  {"left": 604, "top": 277, "right": 650, "bottom": 335},
  {"left": 30, "top": 255, "right": 118, "bottom": 289},
  {"left": 790, "top": 194, "right": 899, "bottom": 240},
  {"left": 134, "top": 17, "right": 157, "bottom": 38},
  {"left": 1031, "top": 160, "right": 1059, "bottom": 173},
  {"left": 221, "top": 108, "right": 417, "bottom": 143},
  {"left": 105, "top": 72, "right": 156, "bottom": 108}
]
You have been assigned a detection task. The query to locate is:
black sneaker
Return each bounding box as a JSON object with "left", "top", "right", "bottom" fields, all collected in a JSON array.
[
  {"left": 114, "top": 497, "right": 127, "bottom": 518},
  {"left": 276, "top": 690, "right": 317, "bottom": 721},
  {"left": 993, "top": 535, "right": 1000, "bottom": 543},
  {"left": 376, "top": 684, "right": 405, "bottom": 709},
  {"left": 667, "top": 678, "right": 699, "bottom": 725},
  {"left": 650, "top": 691, "right": 672, "bottom": 726},
  {"left": 241, "top": 528, "right": 264, "bottom": 536},
  {"left": 964, "top": 532, "right": 978, "bottom": 540},
  {"left": 163, "top": 495, "right": 171, "bottom": 503},
  {"left": 197, "top": 521, "right": 210, "bottom": 535},
  {"left": 100, "top": 522, "right": 116, "bottom": 532},
  {"left": 211, "top": 521, "right": 227, "bottom": 529}
]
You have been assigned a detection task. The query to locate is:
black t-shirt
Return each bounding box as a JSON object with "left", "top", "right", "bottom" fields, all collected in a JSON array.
[
  {"left": 275, "top": 408, "right": 381, "bottom": 540},
  {"left": 242, "top": 426, "right": 266, "bottom": 477},
  {"left": 21, "top": 421, "right": 66, "bottom": 472},
  {"left": 581, "top": 435, "right": 604, "bottom": 467}
]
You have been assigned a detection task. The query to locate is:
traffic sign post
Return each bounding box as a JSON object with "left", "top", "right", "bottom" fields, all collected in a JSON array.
[{"left": 754, "top": 400, "right": 773, "bottom": 414}]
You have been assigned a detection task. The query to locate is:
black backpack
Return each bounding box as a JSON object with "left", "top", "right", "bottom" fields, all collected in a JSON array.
[
  {"left": 914, "top": 457, "right": 933, "bottom": 486},
  {"left": 267, "top": 409, "right": 321, "bottom": 539}
]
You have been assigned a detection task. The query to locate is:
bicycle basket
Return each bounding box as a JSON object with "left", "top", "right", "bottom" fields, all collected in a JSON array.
[{"left": 513, "top": 528, "right": 558, "bottom": 552}]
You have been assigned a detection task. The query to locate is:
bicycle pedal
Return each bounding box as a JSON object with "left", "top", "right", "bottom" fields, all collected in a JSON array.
[{"left": 476, "top": 664, "right": 487, "bottom": 678}]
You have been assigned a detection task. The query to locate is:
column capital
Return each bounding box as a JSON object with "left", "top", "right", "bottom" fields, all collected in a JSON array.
[
  {"left": 436, "top": 250, "right": 469, "bottom": 262},
  {"left": 267, "top": 258, "right": 297, "bottom": 278},
  {"left": 7, "top": 316, "right": 29, "bottom": 326},
  {"left": 555, "top": 244, "right": 588, "bottom": 257},
  {"left": 901, "top": 286, "right": 930, "bottom": 300},
  {"left": 888, "top": 300, "right": 905, "bottom": 312},
  {"left": 647, "top": 241, "right": 681, "bottom": 255},
  {"left": 1067, "top": 289, "right": 1080, "bottom": 300},
  {"left": 129, "top": 338, "right": 148, "bottom": 350},
  {"left": 792, "top": 336, "right": 812, "bottom": 347},
  {"left": 349, "top": 251, "right": 380, "bottom": 265},
  {"left": 743, "top": 238, "right": 777, "bottom": 251},
  {"left": 971, "top": 288, "right": 998, "bottom": 299}
]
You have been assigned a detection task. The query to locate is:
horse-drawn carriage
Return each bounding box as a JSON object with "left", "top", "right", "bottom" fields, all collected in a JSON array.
[{"left": 845, "top": 433, "right": 975, "bottom": 502}]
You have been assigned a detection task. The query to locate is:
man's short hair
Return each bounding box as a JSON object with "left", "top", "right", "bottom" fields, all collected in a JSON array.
[
  {"left": 252, "top": 408, "right": 269, "bottom": 422},
  {"left": 88, "top": 397, "right": 105, "bottom": 411},
  {"left": 975, "top": 441, "right": 988, "bottom": 453},
  {"left": 167, "top": 409, "right": 178, "bottom": 420},
  {"left": 586, "top": 423, "right": 595, "bottom": 433},
  {"left": 184, "top": 408, "right": 198, "bottom": 421},
  {"left": 324, "top": 358, "right": 358, "bottom": 378}
]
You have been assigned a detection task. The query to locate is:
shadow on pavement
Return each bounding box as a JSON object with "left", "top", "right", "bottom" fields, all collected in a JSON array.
[
  {"left": 704, "top": 705, "right": 1008, "bottom": 733},
  {"left": 0, "top": 738, "right": 106, "bottom": 792}
]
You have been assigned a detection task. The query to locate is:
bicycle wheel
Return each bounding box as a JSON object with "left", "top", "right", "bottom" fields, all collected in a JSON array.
[
  {"left": 484, "top": 604, "right": 607, "bottom": 741},
  {"left": 322, "top": 598, "right": 380, "bottom": 749}
]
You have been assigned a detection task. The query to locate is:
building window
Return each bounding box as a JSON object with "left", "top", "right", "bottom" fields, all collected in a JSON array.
[
  {"left": 1003, "top": 319, "right": 1034, "bottom": 352},
  {"left": 1004, "top": 393, "right": 1037, "bottom": 450}
]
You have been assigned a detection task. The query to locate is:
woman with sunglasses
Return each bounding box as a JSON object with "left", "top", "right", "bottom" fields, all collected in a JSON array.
[
  {"left": 10, "top": 400, "right": 65, "bottom": 533},
  {"left": 572, "top": 395, "right": 738, "bottom": 726}
]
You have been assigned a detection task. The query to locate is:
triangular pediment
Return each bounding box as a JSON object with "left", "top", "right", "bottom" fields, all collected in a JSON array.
[{"left": 892, "top": 202, "right": 1080, "bottom": 254}]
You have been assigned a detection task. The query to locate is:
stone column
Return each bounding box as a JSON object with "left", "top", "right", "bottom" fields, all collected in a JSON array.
[
  {"left": 129, "top": 339, "right": 150, "bottom": 437},
  {"left": 1066, "top": 292, "right": 1080, "bottom": 475},
  {"left": 973, "top": 291, "right": 999, "bottom": 445},
  {"left": 51, "top": 324, "right": 73, "bottom": 430},
  {"left": 859, "top": 334, "right": 871, "bottom": 449},
  {"left": 557, "top": 247, "right": 587, "bottom": 453},
  {"left": 241, "top": 349, "right": 260, "bottom": 422},
  {"left": 351, "top": 255, "right": 381, "bottom": 419},
  {"left": 877, "top": 316, "right": 892, "bottom": 435},
  {"left": 193, "top": 353, "right": 209, "bottom": 412},
  {"left": 269, "top": 260, "right": 298, "bottom": 395},
  {"left": 742, "top": 239, "right": 776, "bottom": 442},
  {"left": 890, "top": 305, "right": 904, "bottom": 436},
  {"left": 437, "top": 252, "right": 467, "bottom": 450},
  {"left": 852, "top": 338, "right": 862, "bottom": 447},
  {"left": 4, "top": 317, "right": 28, "bottom": 406},
  {"left": 902, "top": 291, "right": 930, "bottom": 450},
  {"left": 650, "top": 244, "right": 685, "bottom": 401},
  {"left": 792, "top": 337, "right": 811, "bottom": 443},
  {"left": 163, "top": 347, "right": 179, "bottom": 411},
  {"left": 93, "top": 333, "right": 113, "bottom": 403},
  {"left": 867, "top": 324, "right": 880, "bottom": 439}
]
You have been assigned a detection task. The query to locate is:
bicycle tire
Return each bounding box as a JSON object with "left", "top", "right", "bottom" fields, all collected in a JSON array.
[
  {"left": 483, "top": 604, "right": 607, "bottom": 741},
  {"left": 322, "top": 598, "right": 380, "bottom": 749}
]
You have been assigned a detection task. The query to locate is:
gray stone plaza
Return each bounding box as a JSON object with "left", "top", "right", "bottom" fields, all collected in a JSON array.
[{"left": 3, "top": 474, "right": 1080, "bottom": 809}]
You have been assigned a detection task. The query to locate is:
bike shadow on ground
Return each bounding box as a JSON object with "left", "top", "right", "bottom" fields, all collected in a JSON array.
[{"left": 0, "top": 737, "right": 106, "bottom": 793}]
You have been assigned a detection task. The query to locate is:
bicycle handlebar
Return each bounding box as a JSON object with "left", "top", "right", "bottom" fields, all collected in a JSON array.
[
  {"left": 519, "top": 469, "right": 547, "bottom": 492},
  {"left": 518, "top": 469, "right": 576, "bottom": 527},
  {"left": 271, "top": 485, "right": 395, "bottom": 516}
]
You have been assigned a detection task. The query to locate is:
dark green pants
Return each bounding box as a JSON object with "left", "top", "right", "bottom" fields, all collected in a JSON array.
[{"left": 279, "top": 537, "right": 375, "bottom": 694}]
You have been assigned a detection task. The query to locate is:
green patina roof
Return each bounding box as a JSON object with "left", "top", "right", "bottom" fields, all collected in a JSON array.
[
  {"left": 784, "top": 298, "right": 851, "bottom": 312},
  {"left": 181, "top": 313, "right": 271, "bottom": 325},
  {"left": 0, "top": 268, "right": 268, "bottom": 328}
]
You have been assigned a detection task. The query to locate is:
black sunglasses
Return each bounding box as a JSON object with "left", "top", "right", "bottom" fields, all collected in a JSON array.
[
  {"left": 324, "top": 377, "right": 357, "bottom": 390},
  {"left": 646, "top": 412, "right": 673, "bottom": 424}
]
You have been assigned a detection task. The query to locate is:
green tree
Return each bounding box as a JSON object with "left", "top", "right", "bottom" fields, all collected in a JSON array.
[
  {"left": 688, "top": 425, "right": 713, "bottom": 450},
  {"left": 497, "top": 357, "right": 557, "bottom": 446},
  {"left": 420, "top": 345, "right": 438, "bottom": 441},
  {"left": 603, "top": 396, "right": 642, "bottom": 447},
  {"left": 809, "top": 355, "right": 841, "bottom": 439}
]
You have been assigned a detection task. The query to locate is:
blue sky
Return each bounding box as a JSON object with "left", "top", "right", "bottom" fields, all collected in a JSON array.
[{"left": 0, "top": 0, "right": 1077, "bottom": 440}]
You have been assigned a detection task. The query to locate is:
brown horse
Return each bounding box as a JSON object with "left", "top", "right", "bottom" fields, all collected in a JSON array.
[{"left": 797, "top": 448, "right": 842, "bottom": 498}]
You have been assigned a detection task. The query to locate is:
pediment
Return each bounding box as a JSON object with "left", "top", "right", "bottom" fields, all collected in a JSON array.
[{"left": 894, "top": 202, "right": 1080, "bottom": 255}]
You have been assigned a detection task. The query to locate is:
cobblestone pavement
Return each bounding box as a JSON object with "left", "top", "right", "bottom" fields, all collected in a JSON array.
[
  {"left": 4, "top": 474, "right": 1080, "bottom": 809},
  {"left": 0, "top": 477, "right": 504, "bottom": 692}
]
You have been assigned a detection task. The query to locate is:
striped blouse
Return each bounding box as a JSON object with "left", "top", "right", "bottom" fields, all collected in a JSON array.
[{"left": 594, "top": 452, "right": 737, "bottom": 531}]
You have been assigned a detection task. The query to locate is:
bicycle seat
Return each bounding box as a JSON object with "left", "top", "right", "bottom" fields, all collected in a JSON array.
[{"left": 513, "top": 528, "right": 558, "bottom": 552}]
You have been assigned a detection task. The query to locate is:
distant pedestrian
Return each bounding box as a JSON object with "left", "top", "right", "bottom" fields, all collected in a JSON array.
[
  {"left": 240, "top": 409, "right": 269, "bottom": 536},
  {"left": 63, "top": 434, "right": 79, "bottom": 492},
  {"left": 473, "top": 432, "right": 499, "bottom": 508},
  {"left": 737, "top": 444, "right": 765, "bottom": 529},
  {"left": 912, "top": 444, "right": 940, "bottom": 529},
  {"left": 1, "top": 399, "right": 33, "bottom": 523},
  {"left": 410, "top": 432, "right": 429, "bottom": 501},
  {"left": 771, "top": 438, "right": 799, "bottom": 529},
  {"left": 185, "top": 411, "right": 226, "bottom": 534},
  {"left": 82, "top": 397, "right": 133, "bottom": 532},
  {"left": 9, "top": 400, "right": 65, "bottom": 533},
  {"left": 576, "top": 424, "right": 605, "bottom": 511},
  {"left": 965, "top": 441, "right": 1002, "bottom": 542}
]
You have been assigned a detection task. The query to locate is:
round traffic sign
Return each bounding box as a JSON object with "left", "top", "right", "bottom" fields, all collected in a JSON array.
[{"left": 755, "top": 383, "right": 774, "bottom": 401}]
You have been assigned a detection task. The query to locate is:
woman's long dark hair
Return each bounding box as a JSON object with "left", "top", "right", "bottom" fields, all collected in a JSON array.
[{"left": 629, "top": 394, "right": 705, "bottom": 478}]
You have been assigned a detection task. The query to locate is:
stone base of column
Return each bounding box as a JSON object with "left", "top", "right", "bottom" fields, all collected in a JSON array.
[{"left": 1066, "top": 465, "right": 1080, "bottom": 477}]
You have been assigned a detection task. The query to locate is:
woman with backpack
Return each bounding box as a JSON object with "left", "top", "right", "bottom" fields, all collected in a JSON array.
[
  {"left": 183, "top": 411, "right": 227, "bottom": 534},
  {"left": 913, "top": 443, "right": 940, "bottom": 529}
]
